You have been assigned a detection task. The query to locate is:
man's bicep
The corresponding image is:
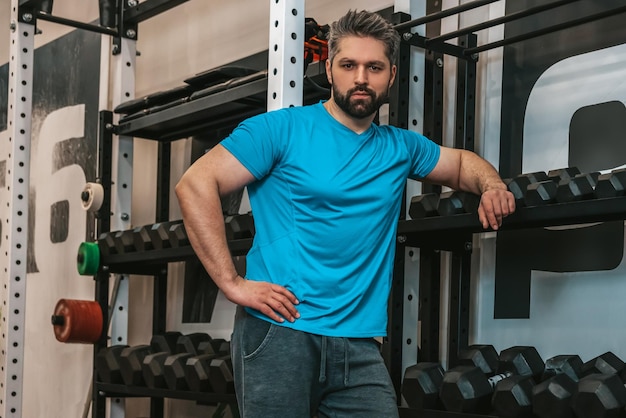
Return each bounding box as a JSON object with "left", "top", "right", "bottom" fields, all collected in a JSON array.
[
  {"left": 422, "top": 146, "right": 462, "bottom": 189},
  {"left": 193, "top": 144, "right": 256, "bottom": 196}
]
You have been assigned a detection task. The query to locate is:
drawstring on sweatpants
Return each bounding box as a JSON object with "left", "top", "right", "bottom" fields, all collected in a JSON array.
[
  {"left": 319, "top": 336, "right": 327, "bottom": 383},
  {"left": 319, "top": 336, "right": 350, "bottom": 385}
]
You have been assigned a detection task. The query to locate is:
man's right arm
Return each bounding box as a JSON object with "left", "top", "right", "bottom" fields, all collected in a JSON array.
[{"left": 175, "top": 144, "right": 300, "bottom": 323}]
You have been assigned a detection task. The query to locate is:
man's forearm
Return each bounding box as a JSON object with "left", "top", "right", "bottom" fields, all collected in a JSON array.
[
  {"left": 175, "top": 179, "right": 240, "bottom": 295},
  {"left": 458, "top": 150, "right": 507, "bottom": 195}
]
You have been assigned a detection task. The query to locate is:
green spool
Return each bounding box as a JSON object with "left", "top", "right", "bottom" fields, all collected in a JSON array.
[{"left": 77, "top": 242, "right": 100, "bottom": 276}]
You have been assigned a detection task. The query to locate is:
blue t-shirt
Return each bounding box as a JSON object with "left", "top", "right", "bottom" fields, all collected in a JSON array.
[{"left": 221, "top": 102, "right": 440, "bottom": 337}]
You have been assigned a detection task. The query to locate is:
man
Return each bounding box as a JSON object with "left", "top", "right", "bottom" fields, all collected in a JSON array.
[{"left": 176, "top": 9, "right": 514, "bottom": 418}]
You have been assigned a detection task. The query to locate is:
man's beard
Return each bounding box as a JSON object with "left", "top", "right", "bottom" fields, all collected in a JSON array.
[{"left": 332, "top": 84, "right": 389, "bottom": 119}]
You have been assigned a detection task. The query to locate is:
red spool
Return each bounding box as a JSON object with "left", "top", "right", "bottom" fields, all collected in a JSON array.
[{"left": 51, "top": 299, "right": 103, "bottom": 344}]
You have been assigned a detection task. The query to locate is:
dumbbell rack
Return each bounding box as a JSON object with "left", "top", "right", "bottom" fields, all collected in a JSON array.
[
  {"left": 96, "top": 384, "right": 236, "bottom": 406},
  {"left": 397, "top": 196, "right": 626, "bottom": 249},
  {"left": 85, "top": 1, "right": 330, "bottom": 417}
]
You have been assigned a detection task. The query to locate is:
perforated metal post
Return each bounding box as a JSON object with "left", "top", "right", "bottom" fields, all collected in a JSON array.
[
  {"left": 0, "top": 3, "right": 36, "bottom": 417},
  {"left": 267, "top": 0, "right": 304, "bottom": 110},
  {"left": 100, "top": 34, "right": 136, "bottom": 418}
]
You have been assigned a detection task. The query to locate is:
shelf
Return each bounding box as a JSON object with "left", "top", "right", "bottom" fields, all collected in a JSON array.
[
  {"left": 100, "top": 238, "right": 252, "bottom": 274},
  {"left": 397, "top": 196, "right": 626, "bottom": 250},
  {"left": 96, "top": 382, "right": 237, "bottom": 405},
  {"left": 116, "top": 60, "right": 329, "bottom": 142}
]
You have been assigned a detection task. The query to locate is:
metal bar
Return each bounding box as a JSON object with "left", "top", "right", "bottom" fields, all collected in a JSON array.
[
  {"left": 455, "top": 34, "right": 477, "bottom": 151},
  {"left": 394, "top": 0, "right": 500, "bottom": 32},
  {"left": 404, "top": 34, "right": 472, "bottom": 61},
  {"left": 267, "top": 0, "right": 304, "bottom": 110},
  {"left": 123, "top": 0, "right": 190, "bottom": 24},
  {"left": 92, "top": 111, "right": 114, "bottom": 418},
  {"left": 156, "top": 143, "right": 171, "bottom": 223},
  {"left": 417, "top": 249, "right": 441, "bottom": 362},
  {"left": 0, "top": 9, "right": 35, "bottom": 417},
  {"left": 33, "top": 11, "right": 119, "bottom": 36},
  {"left": 388, "top": 9, "right": 412, "bottom": 400},
  {"left": 427, "top": 0, "right": 579, "bottom": 44},
  {"left": 447, "top": 241, "right": 473, "bottom": 367},
  {"left": 466, "top": 5, "right": 626, "bottom": 55}
]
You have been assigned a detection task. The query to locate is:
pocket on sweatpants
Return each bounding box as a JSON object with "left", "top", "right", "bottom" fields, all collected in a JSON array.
[{"left": 242, "top": 313, "right": 275, "bottom": 359}]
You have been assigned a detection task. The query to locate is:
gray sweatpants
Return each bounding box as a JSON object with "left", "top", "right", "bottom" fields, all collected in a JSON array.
[{"left": 230, "top": 307, "right": 399, "bottom": 418}]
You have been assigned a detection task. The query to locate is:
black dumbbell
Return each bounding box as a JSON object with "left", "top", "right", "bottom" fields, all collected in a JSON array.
[
  {"left": 119, "top": 344, "right": 153, "bottom": 386},
  {"left": 437, "top": 191, "right": 481, "bottom": 217},
  {"left": 95, "top": 344, "right": 130, "bottom": 384},
  {"left": 162, "top": 332, "right": 213, "bottom": 390},
  {"left": 531, "top": 354, "right": 584, "bottom": 418},
  {"left": 168, "top": 222, "right": 189, "bottom": 248},
  {"left": 185, "top": 342, "right": 232, "bottom": 393},
  {"left": 142, "top": 331, "right": 183, "bottom": 389},
  {"left": 209, "top": 355, "right": 235, "bottom": 394},
  {"left": 113, "top": 229, "right": 136, "bottom": 254},
  {"left": 408, "top": 193, "right": 440, "bottom": 219},
  {"left": 572, "top": 372, "right": 626, "bottom": 418},
  {"left": 402, "top": 362, "right": 445, "bottom": 409},
  {"left": 133, "top": 225, "right": 154, "bottom": 252},
  {"left": 555, "top": 172, "right": 599, "bottom": 203},
  {"left": 440, "top": 345, "right": 544, "bottom": 414},
  {"left": 402, "top": 345, "right": 499, "bottom": 411},
  {"left": 572, "top": 352, "right": 626, "bottom": 418},
  {"left": 505, "top": 171, "right": 549, "bottom": 207},
  {"left": 525, "top": 167, "right": 581, "bottom": 206},
  {"left": 147, "top": 221, "right": 174, "bottom": 250},
  {"left": 595, "top": 168, "right": 626, "bottom": 199},
  {"left": 98, "top": 232, "right": 118, "bottom": 256}
]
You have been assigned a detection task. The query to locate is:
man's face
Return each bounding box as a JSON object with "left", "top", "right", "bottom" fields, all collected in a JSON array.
[{"left": 326, "top": 35, "right": 397, "bottom": 119}]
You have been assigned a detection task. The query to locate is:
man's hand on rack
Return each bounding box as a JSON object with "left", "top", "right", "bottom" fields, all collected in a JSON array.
[
  {"left": 224, "top": 275, "right": 301, "bottom": 323},
  {"left": 477, "top": 187, "right": 515, "bottom": 230}
]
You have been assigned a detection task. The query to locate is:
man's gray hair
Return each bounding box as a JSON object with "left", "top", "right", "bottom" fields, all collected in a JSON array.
[{"left": 327, "top": 10, "right": 400, "bottom": 65}]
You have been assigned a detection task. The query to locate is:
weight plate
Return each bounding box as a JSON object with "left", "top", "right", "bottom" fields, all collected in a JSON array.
[{"left": 77, "top": 241, "right": 100, "bottom": 276}]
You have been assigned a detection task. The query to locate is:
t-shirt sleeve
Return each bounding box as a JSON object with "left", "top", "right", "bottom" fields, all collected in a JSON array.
[
  {"left": 404, "top": 131, "right": 441, "bottom": 179},
  {"left": 220, "top": 112, "right": 283, "bottom": 180}
]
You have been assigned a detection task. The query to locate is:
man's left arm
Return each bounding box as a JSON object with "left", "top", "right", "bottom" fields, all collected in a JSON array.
[{"left": 423, "top": 146, "right": 515, "bottom": 230}]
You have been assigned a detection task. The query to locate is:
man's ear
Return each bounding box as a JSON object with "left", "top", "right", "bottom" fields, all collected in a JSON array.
[
  {"left": 325, "top": 59, "right": 333, "bottom": 85},
  {"left": 389, "top": 64, "right": 397, "bottom": 87}
]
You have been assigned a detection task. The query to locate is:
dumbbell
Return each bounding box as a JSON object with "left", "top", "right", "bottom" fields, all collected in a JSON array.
[
  {"left": 402, "top": 344, "right": 500, "bottom": 410},
  {"left": 525, "top": 167, "right": 581, "bottom": 206},
  {"left": 570, "top": 352, "right": 626, "bottom": 418},
  {"left": 530, "top": 354, "right": 584, "bottom": 418},
  {"left": 95, "top": 344, "right": 130, "bottom": 384},
  {"left": 408, "top": 193, "right": 440, "bottom": 219},
  {"left": 572, "top": 373, "right": 626, "bottom": 418},
  {"left": 595, "top": 168, "right": 626, "bottom": 199},
  {"left": 184, "top": 338, "right": 233, "bottom": 393},
  {"left": 142, "top": 331, "right": 185, "bottom": 388},
  {"left": 555, "top": 172, "right": 599, "bottom": 203},
  {"left": 505, "top": 171, "right": 549, "bottom": 207},
  {"left": 162, "top": 332, "right": 214, "bottom": 390},
  {"left": 440, "top": 345, "right": 545, "bottom": 414},
  {"left": 490, "top": 353, "right": 584, "bottom": 418},
  {"left": 119, "top": 344, "right": 153, "bottom": 386},
  {"left": 530, "top": 351, "right": 624, "bottom": 418},
  {"left": 408, "top": 191, "right": 480, "bottom": 220}
]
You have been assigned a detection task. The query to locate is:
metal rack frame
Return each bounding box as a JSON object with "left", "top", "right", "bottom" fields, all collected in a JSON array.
[
  {"left": 4, "top": 1, "right": 626, "bottom": 417},
  {"left": 387, "top": 2, "right": 626, "bottom": 417}
]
